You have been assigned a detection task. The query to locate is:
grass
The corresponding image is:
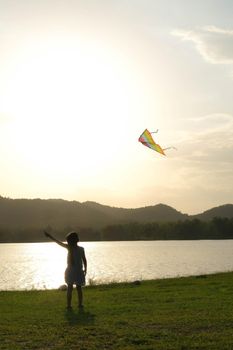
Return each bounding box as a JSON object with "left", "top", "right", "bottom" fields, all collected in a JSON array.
[{"left": 1, "top": 272, "right": 233, "bottom": 349}]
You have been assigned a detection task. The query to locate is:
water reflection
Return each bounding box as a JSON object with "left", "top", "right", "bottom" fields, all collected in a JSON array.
[
  {"left": 1, "top": 243, "right": 66, "bottom": 290},
  {"left": 1, "top": 240, "right": 233, "bottom": 290}
]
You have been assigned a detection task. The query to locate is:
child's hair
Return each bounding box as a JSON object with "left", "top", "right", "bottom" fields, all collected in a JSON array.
[
  {"left": 66, "top": 231, "right": 79, "bottom": 246},
  {"left": 66, "top": 232, "right": 79, "bottom": 266}
]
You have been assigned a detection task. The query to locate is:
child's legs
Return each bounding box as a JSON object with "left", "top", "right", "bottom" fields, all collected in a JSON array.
[
  {"left": 76, "top": 285, "right": 83, "bottom": 306},
  {"left": 67, "top": 284, "right": 73, "bottom": 307}
]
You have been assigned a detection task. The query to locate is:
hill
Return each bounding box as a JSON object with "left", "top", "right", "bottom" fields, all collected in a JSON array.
[
  {"left": 83, "top": 201, "right": 188, "bottom": 223},
  {"left": 193, "top": 204, "right": 233, "bottom": 220},
  {"left": 0, "top": 196, "right": 232, "bottom": 242},
  {"left": 0, "top": 197, "right": 233, "bottom": 229},
  {"left": 0, "top": 197, "right": 188, "bottom": 230}
]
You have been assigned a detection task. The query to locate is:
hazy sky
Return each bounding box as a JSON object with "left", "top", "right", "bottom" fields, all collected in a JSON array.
[{"left": 1, "top": 0, "right": 233, "bottom": 214}]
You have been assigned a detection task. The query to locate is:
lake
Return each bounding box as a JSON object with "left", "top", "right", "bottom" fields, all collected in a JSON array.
[{"left": 1, "top": 240, "right": 233, "bottom": 290}]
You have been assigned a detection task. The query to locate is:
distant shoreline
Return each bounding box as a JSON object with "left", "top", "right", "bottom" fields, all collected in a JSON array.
[{"left": 2, "top": 236, "right": 233, "bottom": 244}]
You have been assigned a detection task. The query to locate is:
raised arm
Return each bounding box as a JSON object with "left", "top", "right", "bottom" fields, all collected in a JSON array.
[{"left": 44, "top": 231, "right": 67, "bottom": 248}]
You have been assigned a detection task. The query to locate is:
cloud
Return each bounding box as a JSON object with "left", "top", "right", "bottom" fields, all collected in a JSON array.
[
  {"left": 172, "top": 26, "right": 233, "bottom": 64},
  {"left": 166, "top": 113, "right": 233, "bottom": 209},
  {"left": 144, "top": 114, "right": 233, "bottom": 210},
  {"left": 176, "top": 113, "right": 233, "bottom": 164}
]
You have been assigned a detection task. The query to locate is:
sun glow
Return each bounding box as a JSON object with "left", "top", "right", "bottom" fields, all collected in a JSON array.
[{"left": 4, "top": 37, "right": 136, "bottom": 184}]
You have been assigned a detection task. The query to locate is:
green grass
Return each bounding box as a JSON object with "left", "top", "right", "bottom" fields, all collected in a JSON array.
[{"left": 1, "top": 272, "right": 233, "bottom": 349}]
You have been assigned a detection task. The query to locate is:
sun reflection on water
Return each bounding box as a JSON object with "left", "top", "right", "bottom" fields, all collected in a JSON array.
[
  {"left": 1, "top": 243, "right": 67, "bottom": 290},
  {"left": 28, "top": 243, "right": 67, "bottom": 289},
  {"left": 1, "top": 240, "right": 233, "bottom": 290}
]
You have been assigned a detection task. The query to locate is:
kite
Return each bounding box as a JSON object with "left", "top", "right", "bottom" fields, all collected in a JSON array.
[{"left": 138, "top": 129, "right": 176, "bottom": 156}]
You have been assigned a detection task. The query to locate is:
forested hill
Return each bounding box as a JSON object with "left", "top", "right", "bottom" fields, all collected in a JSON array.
[
  {"left": 0, "top": 197, "right": 187, "bottom": 229},
  {"left": 0, "top": 197, "right": 233, "bottom": 228},
  {"left": 0, "top": 196, "right": 232, "bottom": 242},
  {"left": 193, "top": 204, "right": 233, "bottom": 220}
]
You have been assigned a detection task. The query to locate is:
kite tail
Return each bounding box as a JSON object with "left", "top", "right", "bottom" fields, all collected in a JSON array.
[
  {"left": 162, "top": 146, "right": 177, "bottom": 151},
  {"left": 150, "top": 129, "right": 159, "bottom": 134}
]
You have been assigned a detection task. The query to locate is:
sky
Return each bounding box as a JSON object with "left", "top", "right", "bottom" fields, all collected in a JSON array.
[{"left": 0, "top": 0, "right": 233, "bottom": 214}]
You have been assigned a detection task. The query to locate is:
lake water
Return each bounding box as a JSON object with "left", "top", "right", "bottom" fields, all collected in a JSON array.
[{"left": 1, "top": 240, "right": 233, "bottom": 290}]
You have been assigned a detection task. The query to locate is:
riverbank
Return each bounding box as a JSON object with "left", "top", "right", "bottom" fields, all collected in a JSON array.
[{"left": 1, "top": 272, "right": 233, "bottom": 349}]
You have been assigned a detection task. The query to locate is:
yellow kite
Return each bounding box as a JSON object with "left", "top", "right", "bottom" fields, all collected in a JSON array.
[{"left": 138, "top": 129, "right": 176, "bottom": 156}]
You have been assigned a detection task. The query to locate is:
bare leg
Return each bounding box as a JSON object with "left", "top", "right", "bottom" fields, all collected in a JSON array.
[
  {"left": 67, "top": 284, "right": 73, "bottom": 308},
  {"left": 76, "top": 285, "right": 83, "bottom": 307}
]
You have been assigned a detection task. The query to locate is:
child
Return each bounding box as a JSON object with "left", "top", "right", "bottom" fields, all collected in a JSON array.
[{"left": 44, "top": 230, "right": 87, "bottom": 309}]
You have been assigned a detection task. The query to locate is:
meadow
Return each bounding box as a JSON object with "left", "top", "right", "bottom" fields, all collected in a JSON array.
[{"left": 1, "top": 272, "right": 233, "bottom": 349}]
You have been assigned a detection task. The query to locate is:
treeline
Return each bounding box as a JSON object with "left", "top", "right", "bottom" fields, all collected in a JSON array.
[
  {"left": 101, "top": 217, "right": 233, "bottom": 240},
  {"left": 1, "top": 217, "right": 233, "bottom": 242},
  {"left": 0, "top": 226, "right": 101, "bottom": 243}
]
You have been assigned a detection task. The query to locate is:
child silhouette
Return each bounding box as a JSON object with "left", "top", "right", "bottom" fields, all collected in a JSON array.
[{"left": 44, "top": 230, "right": 87, "bottom": 309}]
